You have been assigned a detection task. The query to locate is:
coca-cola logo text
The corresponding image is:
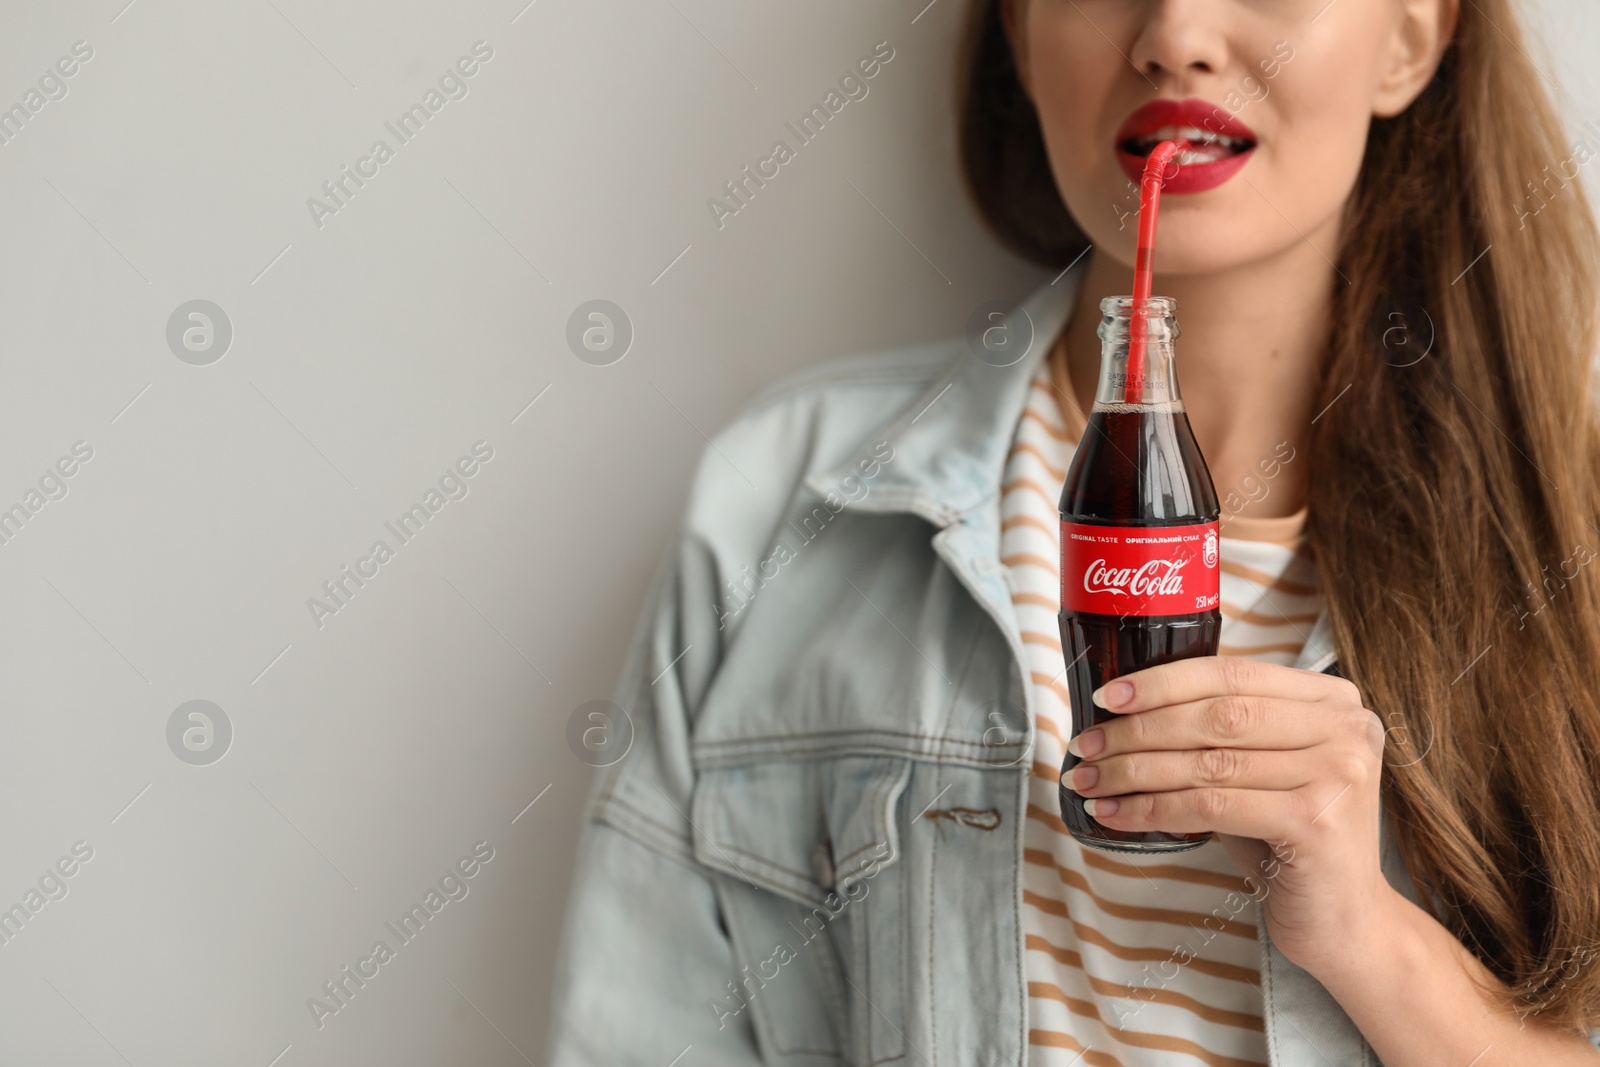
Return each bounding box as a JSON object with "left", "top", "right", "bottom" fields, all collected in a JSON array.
[
  {"left": 1060, "top": 519, "right": 1218, "bottom": 617},
  {"left": 1083, "top": 557, "right": 1189, "bottom": 598}
]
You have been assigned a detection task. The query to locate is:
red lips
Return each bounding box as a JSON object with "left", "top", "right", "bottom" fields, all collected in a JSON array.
[{"left": 1114, "top": 98, "right": 1257, "bottom": 195}]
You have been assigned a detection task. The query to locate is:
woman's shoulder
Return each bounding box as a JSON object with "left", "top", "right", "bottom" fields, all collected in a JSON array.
[
  {"left": 740, "top": 333, "right": 961, "bottom": 417},
  {"left": 677, "top": 334, "right": 961, "bottom": 534},
  {"left": 732, "top": 334, "right": 960, "bottom": 435}
]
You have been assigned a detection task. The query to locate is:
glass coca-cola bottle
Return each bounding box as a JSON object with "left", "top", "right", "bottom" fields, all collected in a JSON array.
[{"left": 1057, "top": 295, "right": 1221, "bottom": 853}]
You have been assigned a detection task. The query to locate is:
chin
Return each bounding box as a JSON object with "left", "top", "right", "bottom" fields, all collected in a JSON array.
[
  {"left": 1078, "top": 220, "right": 1270, "bottom": 280},
  {"left": 1060, "top": 163, "right": 1305, "bottom": 278}
]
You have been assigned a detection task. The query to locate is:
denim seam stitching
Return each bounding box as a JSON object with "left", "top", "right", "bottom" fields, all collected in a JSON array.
[
  {"left": 697, "top": 728, "right": 1016, "bottom": 748},
  {"left": 1262, "top": 917, "right": 1282, "bottom": 1064},
  {"left": 854, "top": 760, "right": 913, "bottom": 870},
  {"left": 927, "top": 765, "right": 941, "bottom": 1067},
  {"left": 839, "top": 766, "right": 896, "bottom": 873},
  {"left": 695, "top": 745, "right": 1029, "bottom": 771},
  {"left": 741, "top": 361, "right": 950, "bottom": 420},
  {"left": 876, "top": 759, "right": 908, "bottom": 1062},
  {"left": 813, "top": 901, "right": 852, "bottom": 1055},
  {"left": 689, "top": 817, "right": 808, "bottom": 903},
  {"left": 901, "top": 800, "right": 913, "bottom": 1063},
  {"left": 597, "top": 794, "right": 693, "bottom": 854},
  {"left": 1012, "top": 767, "right": 1027, "bottom": 1066},
  {"left": 717, "top": 879, "right": 779, "bottom": 1058}
]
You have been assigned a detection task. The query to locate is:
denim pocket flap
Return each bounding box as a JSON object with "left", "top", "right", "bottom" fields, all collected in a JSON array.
[{"left": 690, "top": 755, "right": 910, "bottom": 906}]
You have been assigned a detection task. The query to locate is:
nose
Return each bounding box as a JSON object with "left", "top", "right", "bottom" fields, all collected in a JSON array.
[{"left": 1127, "top": 0, "right": 1226, "bottom": 83}]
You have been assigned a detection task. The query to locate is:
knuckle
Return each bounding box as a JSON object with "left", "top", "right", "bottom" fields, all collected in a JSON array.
[
  {"left": 1211, "top": 695, "right": 1252, "bottom": 742},
  {"left": 1134, "top": 791, "right": 1160, "bottom": 820},
  {"left": 1336, "top": 752, "right": 1371, "bottom": 786},
  {"left": 1195, "top": 788, "right": 1228, "bottom": 822},
  {"left": 1362, "top": 710, "right": 1387, "bottom": 753},
  {"left": 1088, "top": 756, "right": 1117, "bottom": 792},
  {"left": 1220, "top": 656, "right": 1260, "bottom": 693},
  {"left": 1119, "top": 752, "right": 1143, "bottom": 787},
  {"left": 1333, "top": 677, "right": 1362, "bottom": 705},
  {"left": 1343, "top": 707, "right": 1376, "bottom": 744},
  {"left": 1292, "top": 788, "right": 1324, "bottom": 828},
  {"left": 1126, "top": 711, "right": 1155, "bottom": 750},
  {"left": 1197, "top": 746, "right": 1238, "bottom": 785}
]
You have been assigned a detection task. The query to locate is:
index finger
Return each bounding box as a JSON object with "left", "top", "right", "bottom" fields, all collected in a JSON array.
[{"left": 1091, "top": 655, "right": 1354, "bottom": 713}]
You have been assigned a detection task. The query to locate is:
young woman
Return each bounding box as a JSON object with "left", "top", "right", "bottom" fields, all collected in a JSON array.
[{"left": 546, "top": 0, "right": 1600, "bottom": 1063}]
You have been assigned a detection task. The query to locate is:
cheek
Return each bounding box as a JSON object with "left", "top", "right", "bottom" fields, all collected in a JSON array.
[
  {"left": 1261, "top": 61, "right": 1376, "bottom": 223},
  {"left": 1025, "top": 16, "right": 1129, "bottom": 206},
  {"left": 1259, "top": 5, "right": 1390, "bottom": 196}
]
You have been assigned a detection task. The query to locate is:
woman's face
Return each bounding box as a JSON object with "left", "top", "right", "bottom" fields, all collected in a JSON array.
[{"left": 1003, "top": 0, "right": 1454, "bottom": 276}]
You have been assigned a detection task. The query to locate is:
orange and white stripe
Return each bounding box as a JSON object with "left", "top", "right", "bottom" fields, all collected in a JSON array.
[{"left": 1001, "top": 364, "right": 1323, "bottom": 1066}]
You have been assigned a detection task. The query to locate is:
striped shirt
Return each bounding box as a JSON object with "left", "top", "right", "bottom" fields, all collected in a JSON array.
[{"left": 1002, "top": 358, "right": 1322, "bottom": 1067}]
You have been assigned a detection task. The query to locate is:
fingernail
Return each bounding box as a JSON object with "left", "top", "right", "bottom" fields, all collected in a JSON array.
[
  {"left": 1067, "top": 728, "right": 1104, "bottom": 759},
  {"left": 1072, "top": 764, "right": 1098, "bottom": 791},
  {"left": 1084, "top": 797, "right": 1118, "bottom": 817},
  {"left": 1092, "top": 681, "right": 1133, "bottom": 709}
]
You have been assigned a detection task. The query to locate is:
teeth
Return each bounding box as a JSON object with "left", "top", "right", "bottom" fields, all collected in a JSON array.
[{"left": 1131, "top": 123, "right": 1248, "bottom": 152}]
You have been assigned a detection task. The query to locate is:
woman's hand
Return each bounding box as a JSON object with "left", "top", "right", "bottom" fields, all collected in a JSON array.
[{"left": 1061, "top": 655, "right": 1397, "bottom": 974}]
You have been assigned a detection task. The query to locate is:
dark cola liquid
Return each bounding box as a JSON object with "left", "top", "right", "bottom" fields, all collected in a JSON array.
[{"left": 1058, "top": 406, "right": 1221, "bottom": 853}]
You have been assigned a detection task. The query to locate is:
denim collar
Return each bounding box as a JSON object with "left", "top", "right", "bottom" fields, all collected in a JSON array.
[{"left": 805, "top": 266, "right": 1080, "bottom": 529}]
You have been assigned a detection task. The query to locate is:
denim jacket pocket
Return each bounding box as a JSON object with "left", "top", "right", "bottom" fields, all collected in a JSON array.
[{"left": 691, "top": 755, "right": 913, "bottom": 1066}]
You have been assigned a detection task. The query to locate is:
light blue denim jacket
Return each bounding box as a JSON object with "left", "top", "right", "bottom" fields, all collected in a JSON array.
[{"left": 546, "top": 262, "right": 1600, "bottom": 1065}]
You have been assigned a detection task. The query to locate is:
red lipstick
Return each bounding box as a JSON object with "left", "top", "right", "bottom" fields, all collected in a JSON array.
[{"left": 1115, "top": 98, "right": 1257, "bottom": 195}]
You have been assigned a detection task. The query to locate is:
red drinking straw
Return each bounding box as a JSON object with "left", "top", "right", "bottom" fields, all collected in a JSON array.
[{"left": 1126, "top": 139, "right": 1189, "bottom": 404}]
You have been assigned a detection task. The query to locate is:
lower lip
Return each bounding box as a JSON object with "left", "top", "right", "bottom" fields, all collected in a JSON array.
[{"left": 1116, "top": 145, "right": 1255, "bottom": 195}]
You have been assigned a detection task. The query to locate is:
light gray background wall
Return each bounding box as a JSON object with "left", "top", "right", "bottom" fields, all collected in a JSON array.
[{"left": 0, "top": 1, "right": 1594, "bottom": 1064}]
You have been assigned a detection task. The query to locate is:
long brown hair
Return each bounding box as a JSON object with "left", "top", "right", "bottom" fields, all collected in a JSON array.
[{"left": 957, "top": 0, "right": 1600, "bottom": 1033}]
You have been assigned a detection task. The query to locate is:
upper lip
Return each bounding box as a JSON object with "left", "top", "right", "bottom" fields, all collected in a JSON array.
[{"left": 1115, "top": 97, "right": 1257, "bottom": 152}]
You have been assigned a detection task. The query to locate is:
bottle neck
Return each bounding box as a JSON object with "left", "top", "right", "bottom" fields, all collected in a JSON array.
[{"left": 1096, "top": 299, "right": 1183, "bottom": 410}]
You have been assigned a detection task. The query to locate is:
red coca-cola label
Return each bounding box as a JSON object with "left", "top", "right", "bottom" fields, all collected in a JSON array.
[{"left": 1060, "top": 520, "right": 1220, "bottom": 616}]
